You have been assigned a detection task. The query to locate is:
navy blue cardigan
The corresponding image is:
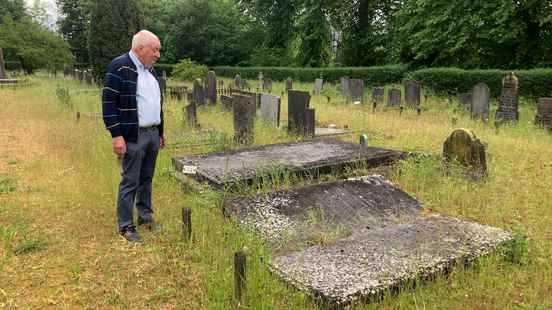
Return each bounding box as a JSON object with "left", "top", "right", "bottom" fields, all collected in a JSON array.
[{"left": 101, "top": 53, "right": 164, "bottom": 143}]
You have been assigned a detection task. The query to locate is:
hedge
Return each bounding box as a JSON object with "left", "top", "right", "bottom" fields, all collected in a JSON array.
[
  {"left": 154, "top": 63, "right": 175, "bottom": 76},
  {"left": 407, "top": 68, "right": 552, "bottom": 99},
  {"left": 211, "top": 64, "right": 408, "bottom": 86}
]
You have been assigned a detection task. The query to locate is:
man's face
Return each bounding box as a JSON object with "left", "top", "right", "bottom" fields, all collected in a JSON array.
[{"left": 136, "top": 38, "right": 160, "bottom": 68}]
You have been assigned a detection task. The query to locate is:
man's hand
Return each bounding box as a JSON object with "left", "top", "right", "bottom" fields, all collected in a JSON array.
[
  {"left": 160, "top": 136, "right": 165, "bottom": 149},
  {"left": 112, "top": 136, "right": 126, "bottom": 159}
]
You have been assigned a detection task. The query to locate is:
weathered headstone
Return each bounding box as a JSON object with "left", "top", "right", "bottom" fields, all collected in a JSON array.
[
  {"left": 0, "top": 48, "right": 7, "bottom": 79},
  {"left": 314, "top": 78, "right": 324, "bottom": 94},
  {"left": 350, "top": 79, "right": 364, "bottom": 103},
  {"left": 372, "top": 87, "right": 384, "bottom": 107},
  {"left": 205, "top": 71, "right": 217, "bottom": 104},
  {"left": 388, "top": 88, "right": 401, "bottom": 107},
  {"left": 285, "top": 77, "right": 293, "bottom": 92},
  {"left": 495, "top": 72, "right": 519, "bottom": 124},
  {"left": 220, "top": 94, "right": 233, "bottom": 111},
  {"left": 262, "top": 78, "right": 272, "bottom": 92},
  {"left": 340, "top": 76, "right": 351, "bottom": 98},
  {"left": 159, "top": 71, "right": 167, "bottom": 95},
  {"left": 185, "top": 102, "right": 197, "bottom": 127},
  {"left": 443, "top": 128, "right": 487, "bottom": 178},
  {"left": 459, "top": 92, "right": 472, "bottom": 109},
  {"left": 405, "top": 80, "right": 421, "bottom": 107},
  {"left": 234, "top": 74, "right": 243, "bottom": 89},
  {"left": 535, "top": 98, "right": 552, "bottom": 130},
  {"left": 288, "top": 90, "right": 311, "bottom": 136},
  {"left": 258, "top": 72, "right": 264, "bottom": 89},
  {"left": 260, "top": 94, "right": 281, "bottom": 127},
  {"left": 193, "top": 78, "right": 205, "bottom": 105},
  {"left": 471, "top": 83, "right": 490, "bottom": 120},
  {"left": 233, "top": 94, "right": 256, "bottom": 144},
  {"left": 305, "top": 108, "right": 315, "bottom": 137}
]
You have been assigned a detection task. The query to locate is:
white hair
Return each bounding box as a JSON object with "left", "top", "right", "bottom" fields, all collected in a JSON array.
[{"left": 131, "top": 30, "right": 158, "bottom": 50}]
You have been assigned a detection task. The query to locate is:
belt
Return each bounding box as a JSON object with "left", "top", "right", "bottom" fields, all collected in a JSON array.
[{"left": 139, "top": 126, "right": 158, "bottom": 132}]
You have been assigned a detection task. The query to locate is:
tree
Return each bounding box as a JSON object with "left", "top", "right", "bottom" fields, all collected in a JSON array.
[
  {"left": 297, "top": 0, "right": 331, "bottom": 67},
  {"left": 0, "top": 18, "right": 74, "bottom": 74},
  {"left": 88, "top": 0, "right": 143, "bottom": 79},
  {"left": 0, "top": 0, "right": 27, "bottom": 23},
  {"left": 57, "top": 0, "right": 91, "bottom": 65}
]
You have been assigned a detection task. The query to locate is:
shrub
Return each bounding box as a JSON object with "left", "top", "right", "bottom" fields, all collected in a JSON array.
[
  {"left": 172, "top": 58, "right": 208, "bottom": 81},
  {"left": 154, "top": 63, "right": 175, "bottom": 76}
]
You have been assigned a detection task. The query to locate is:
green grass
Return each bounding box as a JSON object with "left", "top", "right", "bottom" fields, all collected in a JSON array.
[{"left": 0, "top": 73, "right": 551, "bottom": 308}]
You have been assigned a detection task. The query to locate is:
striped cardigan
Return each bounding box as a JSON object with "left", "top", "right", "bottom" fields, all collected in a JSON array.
[{"left": 101, "top": 53, "right": 164, "bottom": 143}]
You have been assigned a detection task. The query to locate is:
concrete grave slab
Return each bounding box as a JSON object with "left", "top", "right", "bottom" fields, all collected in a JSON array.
[{"left": 172, "top": 139, "right": 405, "bottom": 187}]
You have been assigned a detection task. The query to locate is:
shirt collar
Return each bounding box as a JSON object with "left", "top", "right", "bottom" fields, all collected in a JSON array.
[{"left": 128, "top": 50, "right": 145, "bottom": 71}]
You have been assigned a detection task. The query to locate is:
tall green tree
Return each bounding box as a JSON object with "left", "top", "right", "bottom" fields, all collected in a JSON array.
[
  {"left": 57, "top": 0, "right": 91, "bottom": 65},
  {"left": 297, "top": 0, "right": 330, "bottom": 67},
  {"left": 0, "top": 0, "right": 27, "bottom": 23},
  {"left": 88, "top": 0, "right": 143, "bottom": 79}
]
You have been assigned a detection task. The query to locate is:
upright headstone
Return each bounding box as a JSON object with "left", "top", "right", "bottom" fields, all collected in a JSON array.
[
  {"left": 220, "top": 94, "right": 234, "bottom": 111},
  {"left": 388, "top": 88, "right": 401, "bottom": 107},
  {"left": 185, "top": 102, "right": 197, "bottom": 127},
  {"left": 314, "top": 78, "right": 324, "bottom": 94},
  {"left": 350, "top": 79, "right": 364, "bottom": 103},
  {"left": 285, "top": 78, "right": 293, "bottom": 92},
  {"left": 258, "top": 72, "right": 264, "bottom": 89},
  {"left": 234, "top": 74, "right": 243, "bottom": 90},
  {"left": 372, "top": 87, "right": 384, "bottom": 107},
  {"left": 340, "top": 76, "right": 351, "bottom": 98},
  {"left": 260, "top": 94, "right": 281, "bottom": 127},
  {"left": 405, "top": 80, "right": 421, "bottom": 107},
  {"left": 159, "top": 71, "right": 167, "bottom": 95},
  {"left": 262, "top": 78, "right": 272, "bottom": 92},
  {"left": 443, "top": 128, "right": 487, "bottom": 178},
  {"left": 535, "top": 98, "right": 552, "bottom": 130},
  {"left": 471, "top": 83, "right": 490, "bottom": 120},
  {"left": 0, "top": 48, "right": 7, "bottom": 79},
  {"left": 233, "top": 94, "right": 256, "bottom": 144},
  {"left": 459, "top": 92, "right": 472, "bottom": 110},
  {"left": 305, "top": 108, "right": 315, "bottom": 138},
  {"left": 205, "top": 71, "right": 217, "bottom": 104},
  {"left": 495, "top": 72, "right": 519, "bottom": 124},
  {"left": 193, "top": 78, "right": 205, "bottom": 105},
  {"left": 288, "top": 90, "right": 311, "bottom": 136}
]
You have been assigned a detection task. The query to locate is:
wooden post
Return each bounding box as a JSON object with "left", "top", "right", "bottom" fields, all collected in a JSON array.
[
  {"left": 234, "top": 250, "right": 247, "bottom": 302},
  {"left": 182, "top": 207, "right": 191, "bottom": 241}
]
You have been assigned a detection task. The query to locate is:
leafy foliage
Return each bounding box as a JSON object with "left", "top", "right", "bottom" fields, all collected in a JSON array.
[
  {"left": 57, "top": 0, "right": 91, "bottom": 65},
  {"left": 172, "top": 58, "right": 208, "bottom": 81}
]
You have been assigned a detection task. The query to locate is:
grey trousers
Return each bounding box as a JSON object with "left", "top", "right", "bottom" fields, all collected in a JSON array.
[{"left": 117, "top": 128, "right": 160, "bottom": 231}]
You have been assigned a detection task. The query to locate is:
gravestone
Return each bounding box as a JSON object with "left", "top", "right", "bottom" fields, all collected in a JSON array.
[
  {"left": 471, "top": 83, "right": 490, "bottom": 120},
  {"left": 495, "top": 72, "right": 519, "bottom": 124},
  {"left": 233, "top": 94, "right": 256, "bottom": 144},
  {"left": 260, "top": 94, "right": 281, "bottom": 127},
  {"left": 205, "top": 71, "right": 217, "bottom": 104},
  {"left": 258, "top": 72, "right": 264, "bottom": 89},
  {"left": 262, "top": 78, "right": 272, "bottom": 92},
  {"left": 285, "top": 78, "right": 293, "bottom": 92},
  {"left": 185, "top": 102, "right": 197, "bottom": 127},
  {"left": 218, "top": 80, "right": 224, "bottom": 88},
  {"left": 288, "top": 90, "right": 311, "bottom": 136},
  {"left": 340, "top": 76, "right": 351, "bottom": 98},
  {"left": 220, "top": 94, "right": 233, "bottom": 111},
  {"left": 234, "top": 74, "right": 243, "bottom": 89},
  {"left": 305, "top": 108, "right": 315, "bottom": 137},
  {"left": 459, "top": 92, "right": 472, "bottom": 109},
  {"left": 314, "top": 78, "right": 324, "bottom": 94},
  {"left": 405, "top": 80, "right": 421, "bottom": 107},
  {"left": 159, "top": 71, "right": 167, "bottom": 95},
  {"left": 535, "top": 98, "right": 552, "bottom": 130},
  {"left": 350, "top": 79, "right": 364, "bottom": 103},
  {"left": 193, "top": 78, "right": 205, "bottom": 105},
  {"left": 372, "top": 87, "right": 384, "bottom": 107},
  {"left": 0, "top": 48, "right": 7, "bottom": 79},
  {"left": 388, "top": 88, "right": 401, "bottom": 107},
  {"left": 443, "top": 128, "right": 487, "bottom": 178}
]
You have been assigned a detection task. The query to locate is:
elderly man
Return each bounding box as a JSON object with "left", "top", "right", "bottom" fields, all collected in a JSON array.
[{"left": 102, "top": 30, "right": 165, "bottom": 243}]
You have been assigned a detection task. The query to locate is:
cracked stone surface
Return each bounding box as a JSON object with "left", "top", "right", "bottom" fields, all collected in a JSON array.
[{"left": 173, "top": 139, "right": 405, "bottom": 187}]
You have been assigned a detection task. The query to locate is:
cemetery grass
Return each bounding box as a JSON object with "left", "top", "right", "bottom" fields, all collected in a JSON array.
[{"left": 0, "top": 74, "right": 549, "bottom": 309}]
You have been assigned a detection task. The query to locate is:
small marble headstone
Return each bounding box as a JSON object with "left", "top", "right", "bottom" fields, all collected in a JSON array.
[
  {"left": 193, "top": 78, "right": 205, "bottom": 105},
  {"left": 340, "top": 76, "right": 351, "bottom": 98},
  {"left": 350, "top": 79, "right": 364, "bottom": 103},
  {"left": 205, "top": 71, "right": 217, "bottom": 104},
  {"left": 471, "top": 83, "right": 490, "bottom": 120},
  {"left": 288, "top": 90, "right": 311, "bottom": 136},
  {"left": 459, "top": 92, "right": 472, "bottom": 110},
  {"left": 535, "top": 98, "right": 552, "bottom": 130},
  {"left": 405, "top": 80, "right": 421, "bottom": 107},
  {"left": 233, "top": 94, "right": 256, "bottom": 144},
  {"left": 314, "top": 78, "right": 323, "bottom": 94},
  {"left": 388, "top": 88, "right": 401, "bottom": 107},
  {"left": 260, "top": 94, "right": 281, "bottom": 127},
  {"left": 285, "top": 77, "right": 293, "bottom": 92},
  {"left": 495, "top": 72, "right": 519, "bottom": 124},
  {"left": 372, "top": 87, "right": 384, "bottom": 106},
  {"left": 443, "top": 128, "right": 487, "bottom": 178}
]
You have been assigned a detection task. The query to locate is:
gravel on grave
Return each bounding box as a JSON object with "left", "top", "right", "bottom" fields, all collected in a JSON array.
[{"left": 172, "top": 139, "right": 405, "bottom": 187}]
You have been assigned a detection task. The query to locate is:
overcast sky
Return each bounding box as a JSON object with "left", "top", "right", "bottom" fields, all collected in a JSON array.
[{"left": 25, "top": 0, "right": 59, "bottom": 30}]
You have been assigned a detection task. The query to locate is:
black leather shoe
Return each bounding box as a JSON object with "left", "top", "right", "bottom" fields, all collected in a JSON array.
[
  {"left": 137, "top": 217, "right": 161, "bottom": 231},
  {"left": 120, "top": 225, "right": 142, "bottom": 243}
]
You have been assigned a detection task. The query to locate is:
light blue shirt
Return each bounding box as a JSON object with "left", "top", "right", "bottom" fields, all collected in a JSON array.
[{"left": 129, "top": 51, "right": 161, "bottom": 127}]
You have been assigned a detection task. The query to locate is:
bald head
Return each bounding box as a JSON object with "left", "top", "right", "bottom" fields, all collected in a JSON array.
[{"left": 131, "top": 30, "right": 161, "bottom": 68}]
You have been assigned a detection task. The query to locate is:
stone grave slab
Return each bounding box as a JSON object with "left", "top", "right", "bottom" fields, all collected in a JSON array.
[
  {"left": 443, "top": 128, "right": 487, "bottom": 178},
  {"left": 314, "top": 127, "right": 348, "bottom": 137},
  {"left": 172, "top": 139, "right": 405, "bottom": 187},
  {"left": 260, "top": 94, "right": 281, "bottom": 127},
  {"left": 471, "top": 83, "right": 490, "bottom": 120},
  {"left": 288, "top": 90, "right": 311, "bottom": 136},
  {"left": 223, "top": 175, "right": 512, "bottom": 306}
]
